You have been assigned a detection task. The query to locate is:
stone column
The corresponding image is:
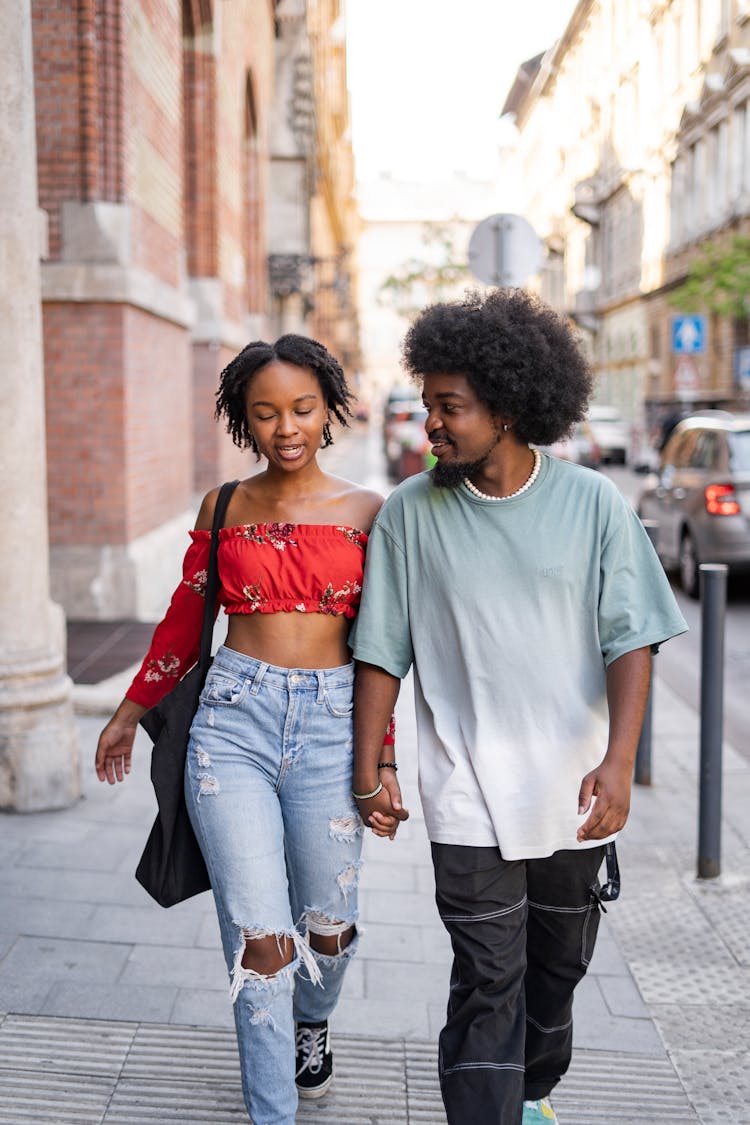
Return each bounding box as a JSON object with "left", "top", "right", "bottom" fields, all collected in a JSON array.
[{"left": 0, "top": 0, "right": 79, "bottom": 811}]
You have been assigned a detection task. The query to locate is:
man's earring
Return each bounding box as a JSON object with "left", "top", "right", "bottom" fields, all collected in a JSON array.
[{"left": 502, "top": 423, "right": 510, "bottom": 432}]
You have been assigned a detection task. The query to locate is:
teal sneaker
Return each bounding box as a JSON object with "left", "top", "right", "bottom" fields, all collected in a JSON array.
[{"left": 522, "top": 1097, "right": 559, "bottom": 1124}]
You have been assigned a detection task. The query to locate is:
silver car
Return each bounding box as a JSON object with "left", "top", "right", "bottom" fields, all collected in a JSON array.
[{"left": 637, "top": 411, "right": 750, "bottom": 596}]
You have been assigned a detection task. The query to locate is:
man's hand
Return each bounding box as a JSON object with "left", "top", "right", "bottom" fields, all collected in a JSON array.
[
  {"left": 577, "top": 757, "right": 632, "bottom": 841},
  {"left": 577, "top": 645, "right": 652, "bottom": 842}
]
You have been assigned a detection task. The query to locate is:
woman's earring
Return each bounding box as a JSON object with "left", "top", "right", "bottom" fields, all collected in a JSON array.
[{"left": 321, "top": 420, "right": 333, "bottom": 448}]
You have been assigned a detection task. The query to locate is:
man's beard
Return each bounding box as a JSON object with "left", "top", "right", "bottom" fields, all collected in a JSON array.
[{"left": 432, "top": 452, "right": 491, "bottom": 488}]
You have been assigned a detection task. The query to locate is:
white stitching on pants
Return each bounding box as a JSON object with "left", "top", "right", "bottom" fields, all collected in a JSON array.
[
  {"left": 440, "top": 895, "right": 526, "bottom": 923},
  {"left": 526, "top": 1013, "right": 573, "bottom": 1034},
  {"left": 443, "top": 1062, "right": 525, "bottom": 1075},
  {"left": 527, "top": 900, "right": 590, "bottom": 914}
]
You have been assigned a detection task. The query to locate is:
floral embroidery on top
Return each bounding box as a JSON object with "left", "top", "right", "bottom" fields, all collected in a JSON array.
[
  {"left": 239, "top": 523, "right": 298, "bottom": 551},
  {"left": 319, "top": 579, "right": 362, "bottom": 615},
  {"left": 242, "top": 579, "right": 268, "bottom": 611},
  {"left": 336, "top": 526, "right": 367, "bottom": 548},
  {"left": 183, "top": 568, "right": 208, "bottom": 596},
  {"left": 143, "top": 649, "right": 181, "bottom": 684}
]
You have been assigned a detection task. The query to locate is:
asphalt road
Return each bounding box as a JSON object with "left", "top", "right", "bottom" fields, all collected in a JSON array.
[{"left": 604, "top": 465, "right": 749, "bottom": 761}]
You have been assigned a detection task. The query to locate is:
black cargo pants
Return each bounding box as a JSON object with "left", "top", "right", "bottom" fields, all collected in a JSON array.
[{"left": 431, "top": 842, "right": 608, "bottom": 1125}]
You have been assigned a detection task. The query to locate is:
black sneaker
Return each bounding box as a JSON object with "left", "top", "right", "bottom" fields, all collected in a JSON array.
[{"left": 295, "top": 1019, "right": 333, "bottom": 1099}]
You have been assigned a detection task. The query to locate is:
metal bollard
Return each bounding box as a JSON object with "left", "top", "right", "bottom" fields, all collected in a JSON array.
[
  {"left": 697, "top": 563, "right": 728, "bottom": 880},
  {"left": 635, "top": 521, "right": 659, "bottom": 786}
]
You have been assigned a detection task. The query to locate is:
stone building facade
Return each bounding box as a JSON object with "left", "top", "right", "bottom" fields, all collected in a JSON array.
[
  {"left": 30, "top": 0, "right": 358, "bottom": 621},
  {"left": 503, "top": 0, "right": 750, "bottom": 439}
]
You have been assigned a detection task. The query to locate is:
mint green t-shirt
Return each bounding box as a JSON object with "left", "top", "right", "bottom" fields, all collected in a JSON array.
[{"left": 350, "top": 453, "right": 687, "bottom": 858}]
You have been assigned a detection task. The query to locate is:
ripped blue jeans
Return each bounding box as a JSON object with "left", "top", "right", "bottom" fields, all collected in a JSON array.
[{"left": 185, "top": 646, "right": 362, "bottom": 1125}]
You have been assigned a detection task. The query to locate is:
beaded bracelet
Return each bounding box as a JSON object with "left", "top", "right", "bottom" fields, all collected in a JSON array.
[
  {"left": 351, "top": 781, "right": 383, "bottom": 800},
  {"left": 377, "top": 762, "right": 398, "bottom": 771}
]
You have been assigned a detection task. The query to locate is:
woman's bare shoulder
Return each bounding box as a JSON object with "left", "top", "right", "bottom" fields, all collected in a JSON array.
[
  {"left": 194, "top": 487, "right": 221, "bottom": 531},
  {"left": 331, "top": 479, "right": 384, "bottom": 532},
  {"left": 194, "top": 478, "right": 256, "bottom": 531}
]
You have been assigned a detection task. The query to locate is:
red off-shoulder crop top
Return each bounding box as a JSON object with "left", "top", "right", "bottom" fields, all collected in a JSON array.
[{"left": 127, "top": 523, "right": 373, "bottom": 712}]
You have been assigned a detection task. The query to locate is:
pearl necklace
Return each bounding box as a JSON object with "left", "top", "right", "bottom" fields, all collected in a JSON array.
[{"left": 463, "top": 447, "right": 542, "bottom": 502}]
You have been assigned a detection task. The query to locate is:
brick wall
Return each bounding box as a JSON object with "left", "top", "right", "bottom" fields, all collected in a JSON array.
[
  {"left": 43, "top": 303, "right": 193, "bottom": 547},
  {"left": 192, "top": 343, "right": 250, "bottom": 495},
  {"left": 32, "top": 1, "right": 276, "bottom": 615}
]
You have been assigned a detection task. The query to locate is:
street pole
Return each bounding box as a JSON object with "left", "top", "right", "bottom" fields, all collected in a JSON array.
[
  {"left": 697, "top": 563, "right": 728, "bottom": 880},
  {"left": 634, "top": 521, "right": 659, "bottom": 786}
]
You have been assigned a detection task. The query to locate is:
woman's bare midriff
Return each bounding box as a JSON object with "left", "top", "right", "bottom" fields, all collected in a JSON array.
[{"left": 225, "top": 611, "right": 352, "bottom": 670}]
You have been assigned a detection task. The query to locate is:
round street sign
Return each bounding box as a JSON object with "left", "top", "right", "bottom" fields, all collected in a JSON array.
[{"left": 468, "top": 213, "right": 544, "bottom": 288}]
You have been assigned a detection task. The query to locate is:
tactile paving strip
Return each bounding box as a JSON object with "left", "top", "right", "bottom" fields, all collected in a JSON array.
[{"left": 0, "top": 1014, "right": 703, "bottom": 1124}]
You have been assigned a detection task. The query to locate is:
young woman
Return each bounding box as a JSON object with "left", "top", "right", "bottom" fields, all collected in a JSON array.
[{"left": 95, "top": 334, "right": 404, "bottom": 1125}]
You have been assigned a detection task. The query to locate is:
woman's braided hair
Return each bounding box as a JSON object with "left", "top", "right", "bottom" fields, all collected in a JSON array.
[{"left": 215, "top": 334, "right": 354, "bottom": 454}]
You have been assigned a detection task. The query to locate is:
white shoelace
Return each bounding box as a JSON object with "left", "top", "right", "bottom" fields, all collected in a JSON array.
[{"left": 295, "top": 1025, "right": 327, "bottom": 1076}]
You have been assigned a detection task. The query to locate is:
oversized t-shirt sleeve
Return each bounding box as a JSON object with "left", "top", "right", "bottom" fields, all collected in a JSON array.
[
  {"left": 349, "top": 516, "right": 414, "bottom": 679},
  {"left": 597, "top": 493, "right": 688, "bottom": 665}
]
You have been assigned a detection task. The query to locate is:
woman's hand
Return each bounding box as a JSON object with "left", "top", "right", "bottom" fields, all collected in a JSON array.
[
  {"left": 95, "top": 699, "right": 146, "bottom": 784},
  {"left": 355, "top": 767, "right": 409, "bottom": 841}
]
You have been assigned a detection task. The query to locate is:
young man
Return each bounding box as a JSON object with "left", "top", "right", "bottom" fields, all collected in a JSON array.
[{"left": 349, "top": 289, "right": 687, "bottom": 1125}]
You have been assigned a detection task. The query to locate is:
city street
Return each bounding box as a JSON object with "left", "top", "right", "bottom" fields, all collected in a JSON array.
[{"left": 1, "top": 419, "right": 749, "bottom": 1124}]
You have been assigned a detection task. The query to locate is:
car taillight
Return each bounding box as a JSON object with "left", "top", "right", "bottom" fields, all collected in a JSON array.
[{"left": 704, "top": 484, "right": 740, "bottom": 516}]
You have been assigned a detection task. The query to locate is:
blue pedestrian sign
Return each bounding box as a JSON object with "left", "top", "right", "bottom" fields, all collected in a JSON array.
[{"left": 671, "top": 315, "right": 706, "bottom": 355}]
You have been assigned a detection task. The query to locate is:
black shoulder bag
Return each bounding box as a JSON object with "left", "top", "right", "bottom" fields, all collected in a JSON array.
[{"left": 135, "top": 479, "right": 239, "bottom": 907}]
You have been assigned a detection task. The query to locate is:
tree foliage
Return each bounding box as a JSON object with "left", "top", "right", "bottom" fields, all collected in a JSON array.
[
  {"left": 378, "top": 224, "right": 470, "bottom": 320},
  {"left": 669, "top": 234, "right": 750, "bottom": 319}
]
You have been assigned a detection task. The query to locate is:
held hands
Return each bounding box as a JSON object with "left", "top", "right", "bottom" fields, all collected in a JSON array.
[
  {"left": 576, "top": 756, "right": 633, "bottom": 842},
  {"left": 354, "top": 767, "right": 409, "bottom": 841},
  {"left": 95, "top": 700, "right": 146, "bottom": 785}
]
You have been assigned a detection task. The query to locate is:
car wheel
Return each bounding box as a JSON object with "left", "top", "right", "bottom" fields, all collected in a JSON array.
[{"left": 679, "top": 531, "right": 700, "bottom": 599}]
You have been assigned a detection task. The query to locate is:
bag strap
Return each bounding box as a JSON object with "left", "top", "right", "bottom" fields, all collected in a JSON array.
[{"left": 197, "top": 480, "right": 239, "bottom": 677}]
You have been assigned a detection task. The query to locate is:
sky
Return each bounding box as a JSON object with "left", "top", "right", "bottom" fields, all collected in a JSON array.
[{"left": 346, "top": 0, "right": 579, "bottom": 183}]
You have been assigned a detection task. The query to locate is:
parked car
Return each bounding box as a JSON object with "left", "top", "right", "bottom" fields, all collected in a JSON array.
[
  {"left": 587, "top": 405, "right": 630, "bottom": 464},
  {"left": 636, "top": 411, "right": 750, "bottom": 597},
  {"left": 538, "top": 421, "right": 601, "bottom": 469}
]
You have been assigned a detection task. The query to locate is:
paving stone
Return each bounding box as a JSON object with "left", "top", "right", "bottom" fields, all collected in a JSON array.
[
  {"left": 87, "top": 903, "right": 204, "bottom": 947},
  {"left": 354, "top": 921, "right": 429, "bottom": 963},
  {"left": 359, "top": 857, "right": 418, "bottom": 892},
  {"left": 0, "top": 935, "right": 132, "bottom": 983},
  {"left": 597, "top": 972, "right": 651, "bottom": 1019},
  {"left": 0, "top": 864, "right": 153, "bottom": 907},
  {"left": 572, "top": 976, "right": 664, "bottom": 1055},
  {"left": 0, "top": 1071, "right": 115, "bottom": 1124},
  {"left": 670, "top": 1049, "right": 750, "bottom": 1124},
  {"left": 41, "top": 981, "right": 178, "bottom": 1023},
  {"left": 363, "top": 957, "right": 447, "bottom": 1004},
  {"left": 651, "top": 1003, "right": 750, "bottom": 1051},
  {"left": 2, "top": 895, "right": 96, "bottom": 941},
  {"left": 169, "top": 989, "right": 236, "bottom": 1030},
  {"left": 0, "top": 1012, "right": 135, "bottom": 1074},
  {"left": 334, "top": 993, "right": 431, "bottom": 1038},
  {"left": 629, "top": 957, "right": 750, "bottom": 1007},
  {"left": 360, "top": 887, "right": 443, "bottom": 926},
  {"left": 119, "top": 943, "right": 228, "bottom": 991},
  {"left": 0, "top": 973, "right": 53, "bottom": 1015},
  {"left": 586, "top": 930, "right": 630, "bottom": 976}
]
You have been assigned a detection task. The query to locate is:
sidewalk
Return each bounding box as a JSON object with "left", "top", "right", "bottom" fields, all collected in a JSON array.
[{"left": 1, "top": 660, "right": 748, "bottom": 1124}]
